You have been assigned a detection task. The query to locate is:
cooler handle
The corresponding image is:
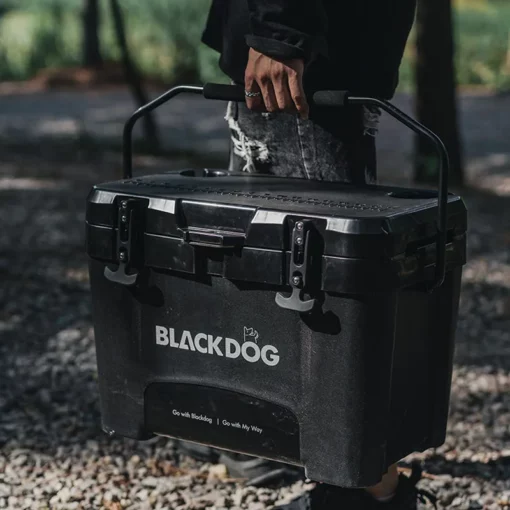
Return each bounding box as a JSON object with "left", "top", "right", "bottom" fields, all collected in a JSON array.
[
  {"left": 313, "top": 91, "right": 449, "bottom": 292},
  {"left": 122, "top": 83, "right": 448, "bottom": 290}
]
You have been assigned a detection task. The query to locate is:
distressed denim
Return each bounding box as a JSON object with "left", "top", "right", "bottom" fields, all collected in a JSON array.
[{"left": 226, "top": 101, "right": 380, "bottom": 185}]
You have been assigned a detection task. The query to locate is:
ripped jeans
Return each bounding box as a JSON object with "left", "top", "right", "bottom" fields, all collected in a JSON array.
[{"left": 226, "top": 101, "right": 380, "bottom": 185}]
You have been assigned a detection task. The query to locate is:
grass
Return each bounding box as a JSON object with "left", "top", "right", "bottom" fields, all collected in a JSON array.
[
  {"left": 454, "top": 0, "right": 510, "bottom": 89},
  {"left": 397, "top": 0, "right": 510, "bottom": 92},
  {"left": 0, "top": 0, "right": 226, "bottom": 84},
  {"left": 0, "top": 0, "right": 509, "bottom": 91}
]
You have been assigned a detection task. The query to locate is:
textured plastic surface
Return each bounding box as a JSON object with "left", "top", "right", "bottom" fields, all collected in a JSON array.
[
  {"left": 312, "top": 90, "right": 349, "bottom": 107},
  {"left": 87, "top": 170, "right": 467, "bottom": 487},
  {"left": 203, "top": 83, "right": 246, "bottom": 102}
]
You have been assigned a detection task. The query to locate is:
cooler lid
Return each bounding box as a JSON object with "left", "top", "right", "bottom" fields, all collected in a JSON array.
[
  {"left": 86, "top": 170, "right": 467, "bottom": 298},
  {"left": 87, "top": 170, "right": 467, "bottom": 257}
]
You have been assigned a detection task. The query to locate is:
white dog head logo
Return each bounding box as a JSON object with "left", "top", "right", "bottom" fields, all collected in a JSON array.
[{"left": 244, "top": 327, "right": 259, "bottom": 343}]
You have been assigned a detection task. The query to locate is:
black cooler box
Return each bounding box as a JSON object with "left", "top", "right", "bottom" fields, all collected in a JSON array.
[{"left": 86, "top": 85, "right": 467, "bottom": 487}]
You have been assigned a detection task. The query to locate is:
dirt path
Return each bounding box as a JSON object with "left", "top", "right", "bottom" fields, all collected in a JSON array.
[{"left": 1, "top": 88, "right": 509, "bottom": 185}]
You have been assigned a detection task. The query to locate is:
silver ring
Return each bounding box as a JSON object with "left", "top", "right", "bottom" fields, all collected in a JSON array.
[{"left": 245, "top": 90, "right": 261, "bottom": 98}]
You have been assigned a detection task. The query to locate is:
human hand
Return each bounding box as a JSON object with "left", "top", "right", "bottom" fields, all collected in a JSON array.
[{"left": 244, "top": 48, "right": 309, "bottom": 119}]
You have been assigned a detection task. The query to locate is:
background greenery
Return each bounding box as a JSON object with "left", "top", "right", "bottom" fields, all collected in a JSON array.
[{"left": 0, "top": 0, "right": 509, "bottom": 90}]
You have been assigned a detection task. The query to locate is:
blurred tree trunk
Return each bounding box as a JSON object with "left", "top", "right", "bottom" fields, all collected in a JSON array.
[
  {"left": 414, "top": 0, "right": 464, "bottom": 186},
  {"left": 109, "top": 0, "right": 161, "bottom": 151},
  {"left": 50, "top": 4, "right": 65, "bottom": 57},
  {"left": 83, "top": 0, "right": 103, "bottom": 68}
]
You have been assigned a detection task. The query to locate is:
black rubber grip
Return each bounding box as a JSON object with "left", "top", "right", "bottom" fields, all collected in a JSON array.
[
  {"left": 312, "top": 91, "right": 349, "bottom": 107},
  {"left": 203, "top": 83, "right": 246, "bottom": 102},
  {"left": 203, "top": 83, "right": 350, "bottom": 108}
]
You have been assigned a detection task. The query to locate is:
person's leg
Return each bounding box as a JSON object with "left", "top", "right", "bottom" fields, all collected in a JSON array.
[{"left": 225, "top": 99, "right": 377, "bottom": 184}]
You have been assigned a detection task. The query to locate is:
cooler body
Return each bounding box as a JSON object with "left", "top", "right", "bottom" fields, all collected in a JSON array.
[{"left": 87, "top": 171, "right": 467, "bottom": 487}]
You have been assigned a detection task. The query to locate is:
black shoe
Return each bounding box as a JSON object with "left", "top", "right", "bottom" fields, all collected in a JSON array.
[
  {"left": 273, "top": 463, "right": 437, "bottom": 509},
  {"left": 174, "top": 440, "right": 304, "bottom": 486}
]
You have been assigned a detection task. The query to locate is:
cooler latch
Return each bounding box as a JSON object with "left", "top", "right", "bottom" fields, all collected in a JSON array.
[
  {"left": 104, "top": 198, "right": 144, "bottom": 286},
  {"left": 182, "top": 228, "right": 245, "bottom": 249},
  {"left": 276, "top": 220, "right": 317, "bottom": 313}
]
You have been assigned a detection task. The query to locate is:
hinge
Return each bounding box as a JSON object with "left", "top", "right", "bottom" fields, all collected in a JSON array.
[
  {"left": 275, "top": 220, "right": 317, "bottom": 313},
  {"left": 104, "top": 198, "right": 144, "bottom": 286}
]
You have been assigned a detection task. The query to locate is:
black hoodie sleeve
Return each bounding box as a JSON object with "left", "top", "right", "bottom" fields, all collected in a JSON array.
[{"left": 245, "top": 0, "right": 328, "bottom": 63}]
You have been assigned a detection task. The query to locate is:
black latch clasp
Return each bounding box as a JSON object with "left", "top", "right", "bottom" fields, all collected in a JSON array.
[
  {"left": 182, "top": 228, "right": 245, "bottom": 249},
  {"left": 275, "top": 220, "right": 316, "bottom": 313},
  {"left": 104, "top": 198, "right": 143, "bottom": 286}
]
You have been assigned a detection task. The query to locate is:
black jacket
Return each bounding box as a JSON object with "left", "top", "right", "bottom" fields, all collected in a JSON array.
[{"left": 202, "top": 0, "right": 416, "bottom": 99}]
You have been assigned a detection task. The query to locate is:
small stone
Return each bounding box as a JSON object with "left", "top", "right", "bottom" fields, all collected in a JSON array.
[
  {"left": 11, "top": 454, "right": 28, "bottom": 466},
  {"left": 214, "top": 496, "right": 228, "bottom": 507},
  {"left": 440, "top": 492, "right": 456, "bottom": 507},
  {"left": 208, "top": 464, "right": 228, "bottom": 480},
  {"left": 103, "top": 501, "right": 124, "bottom": 510},
  {"left": 142, "top": 477, "right": 159, "bottom": 488},
  {"left": 245, "top": 493, "right": 257, "bottom": 504},
  {"left": 136, "top": 489, "right": 149, "bottom": 501},
  {"left": 248, "top": 503, "right": 266, "bottom": 510},
  {"left": 129, "top": 455, "right": 141, "bottom": 465}
]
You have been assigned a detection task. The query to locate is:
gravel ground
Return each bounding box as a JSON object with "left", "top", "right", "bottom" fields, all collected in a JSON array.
[{"left": 0, "top": 146, "right": 509, "bottom": 510}]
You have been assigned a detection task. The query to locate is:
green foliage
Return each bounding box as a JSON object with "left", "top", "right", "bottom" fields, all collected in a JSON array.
[
  {"left": 397, "top": 0, "right": 510, "bottom": 91},
  {"left": 97, "top": 0, "right": 227, "bottom": 83},
  {"left": 0, "top": 0, "right": 508, "bottom": 90},
  {"left": 454, "top": 0, "right": 510, "bottom": 89},
  {"left": 0, "top": 0, "right": 227, "bottom": 84},
  {"left": 0, "top": 4, "right": 81, "bottom": 80}
]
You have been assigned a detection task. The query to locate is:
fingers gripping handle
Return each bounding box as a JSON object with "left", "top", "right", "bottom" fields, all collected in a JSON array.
[{"left": 202, "top": 84, "right": 351, "bottom": 106}]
